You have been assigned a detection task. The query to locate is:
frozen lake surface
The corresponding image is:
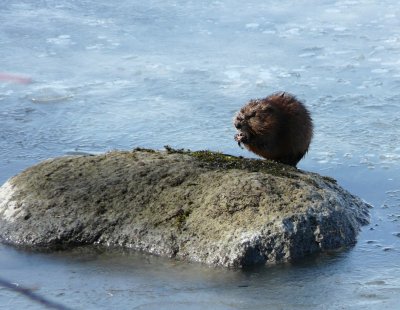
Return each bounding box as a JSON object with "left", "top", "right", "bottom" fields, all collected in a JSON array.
[{"left": 1, "top": 0, "right": 399, "bottom": 309}]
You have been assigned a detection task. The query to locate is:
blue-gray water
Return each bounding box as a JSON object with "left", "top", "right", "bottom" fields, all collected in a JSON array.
[{"left": 0, "top": 0, "right": 399, "bottom": 309}]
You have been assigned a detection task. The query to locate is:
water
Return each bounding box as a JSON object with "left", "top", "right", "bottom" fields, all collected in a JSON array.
[{"left": 0, "top": 0, "right": 399, "bottom": 308}]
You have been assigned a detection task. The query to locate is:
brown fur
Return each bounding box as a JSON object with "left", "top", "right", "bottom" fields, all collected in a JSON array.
[{"left": 234, "top": 92, "right": 313, "bottom": 167}]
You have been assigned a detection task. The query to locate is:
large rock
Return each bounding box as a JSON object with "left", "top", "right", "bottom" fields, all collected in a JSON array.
[{"left": 0, "top": 148, "right": 370, "bottom": 267}]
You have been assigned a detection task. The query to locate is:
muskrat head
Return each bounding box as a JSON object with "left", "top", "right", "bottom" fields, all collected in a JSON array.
[{"left": 233, "top": 99, "right": 282, "bottom": 148}]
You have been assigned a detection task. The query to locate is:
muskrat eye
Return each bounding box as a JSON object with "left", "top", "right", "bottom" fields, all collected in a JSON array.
[
  {"left": 246, "top": 111, "right": 256, "bottom": 118},
  {"left": 262, "top": 106, "right": 274, "bottom": 113}
]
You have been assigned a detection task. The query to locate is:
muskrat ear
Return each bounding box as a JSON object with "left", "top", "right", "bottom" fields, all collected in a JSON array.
[{"left": 279, "top": 92, "right": 286, "bottom": 98}]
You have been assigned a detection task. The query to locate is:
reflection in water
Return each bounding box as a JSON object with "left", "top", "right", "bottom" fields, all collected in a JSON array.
[
  {"left": 0, "top": 0, "right": 400, "bottom": 309},
  {"left": 1, "top": 241, "right": 399, "bottom": 309}
]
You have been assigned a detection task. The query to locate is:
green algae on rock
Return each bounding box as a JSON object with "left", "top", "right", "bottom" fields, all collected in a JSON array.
[{"left": 0, "top": 149, "right": 370, "bottom": 267}]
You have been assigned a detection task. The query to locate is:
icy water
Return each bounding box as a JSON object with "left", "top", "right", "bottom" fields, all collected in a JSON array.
[{"left": 1, "top": 0, "right": 400, "bottom": 308}]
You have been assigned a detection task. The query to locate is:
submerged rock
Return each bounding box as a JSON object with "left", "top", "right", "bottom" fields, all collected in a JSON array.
[{"left": 0, "top": 148, "right": 370, "bottom": 267}]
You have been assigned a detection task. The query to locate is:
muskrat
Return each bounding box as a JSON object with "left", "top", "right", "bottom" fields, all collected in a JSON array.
[{"left": 233, "top": 92, "right": 313, "bottom": 167}]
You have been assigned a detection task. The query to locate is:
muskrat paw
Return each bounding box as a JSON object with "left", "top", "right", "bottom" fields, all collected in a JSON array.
[{"left": 234, "top": 132, "right": 247, "bottom": 148}]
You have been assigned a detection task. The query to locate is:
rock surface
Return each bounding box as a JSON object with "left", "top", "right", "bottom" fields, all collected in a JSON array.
[{"left": 0, "top": 149, "right": 370, "bottom": 267}]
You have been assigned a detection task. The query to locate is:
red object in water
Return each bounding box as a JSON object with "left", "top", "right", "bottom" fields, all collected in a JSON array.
[{"left": 0, "top": 72, "right": 32, "bottom": 84}]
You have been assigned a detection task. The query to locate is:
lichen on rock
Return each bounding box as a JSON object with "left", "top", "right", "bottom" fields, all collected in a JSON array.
[{"left": 0, "top": 148, "right": 370, "bottom": 267}]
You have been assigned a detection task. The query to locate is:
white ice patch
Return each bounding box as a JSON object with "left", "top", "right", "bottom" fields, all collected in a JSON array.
[
  {"left": 299, "top": 52, "right": 317, "bottom": 58},
  {"left": 379, "top": 153, "right": 400, "bottom": 163},
  {"left": 334, "top": 26, "right": 347, "bottom": 32},
  {"left": 285, "top": 27, "right": 300, "bottom": 35},
  {"left": 27, "top": 86, "right": 74, "bottom": 104},
  {"left": 371, "top": 68, "right": 389, "bottom": 74},
  {"left": 46, "top": 35, "right": 74, "bottom": 46},
  {"left": 224, "top": 70, "right": 241, "bottom": 80},
  {"left": 245, "top": 23, "right": 260, "bottom": 30},
  {"left": 325, "top": 9, "right": 341, "bottom": 13}
]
